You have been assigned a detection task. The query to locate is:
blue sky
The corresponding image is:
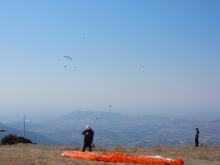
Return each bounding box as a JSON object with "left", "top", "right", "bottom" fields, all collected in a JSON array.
[{"left": 1, "top": 0, "right": 220, "bottom": 122}]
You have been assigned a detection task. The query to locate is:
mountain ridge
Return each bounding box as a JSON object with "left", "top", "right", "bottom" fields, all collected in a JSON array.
[{"left": 2, "top": 110, "right": 220, "bottom": 147}]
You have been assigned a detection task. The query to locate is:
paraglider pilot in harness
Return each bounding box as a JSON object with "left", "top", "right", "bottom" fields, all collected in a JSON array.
[{"left": 82, "top": 125, "right": 94, "bottom": 152}]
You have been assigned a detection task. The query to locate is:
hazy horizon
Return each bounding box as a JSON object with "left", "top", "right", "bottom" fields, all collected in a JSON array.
[
  {"left": 1, "top": 109, "right": 220, "bottom": 124},
  {"left": 1, "top": 1, "right": 220, "bottom": 124}
]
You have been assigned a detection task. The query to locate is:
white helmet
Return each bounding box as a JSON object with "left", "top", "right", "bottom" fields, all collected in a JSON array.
[{"left": 86, "top": 125, "right": 91, "bottom": 130}]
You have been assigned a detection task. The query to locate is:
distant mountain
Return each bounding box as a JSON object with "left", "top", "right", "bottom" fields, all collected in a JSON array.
[
  {"left": 0, "top": 122, "right": 5, "bottom": 125},
  {"left": 4, "top": 110, "right": 220, "bottom": 147},
  {"left": 0, "top": 123, "right": 64, "bottom": 145},
  {"left": 67, "top": 140, "right": 81, "bottom": 146}
]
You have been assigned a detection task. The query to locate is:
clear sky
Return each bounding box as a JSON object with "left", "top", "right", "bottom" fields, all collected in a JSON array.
[{"left": 1, "top": 0, "right": 220, "bottom": 122}]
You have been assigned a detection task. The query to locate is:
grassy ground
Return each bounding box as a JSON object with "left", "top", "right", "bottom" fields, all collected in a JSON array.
[{"left": 0, "top": 144, "right": 220, "bottom": 165}]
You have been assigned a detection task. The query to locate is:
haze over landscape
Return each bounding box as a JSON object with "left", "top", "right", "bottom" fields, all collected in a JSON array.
[
  {"left": 1, "top": 0, "right": 220, "bottom": 126},
  {"left": 1, "top": 110, "right": 220, "bottom": 147}
]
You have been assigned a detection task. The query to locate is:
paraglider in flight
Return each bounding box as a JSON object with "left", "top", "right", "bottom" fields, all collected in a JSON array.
[
  {"left": 108, "top": 105, "right": 112, "bottom": 112},
  {"left": 139, "top": 66, "right": 145, "bottom": 72},
  {"left": 82, "top": 31, "right": 85, "bottom": 38},
  {"left": 61, "top": 56, "right": 72, "bottom": 61},
  {"left": 60, "top": 56, "right": 72, "bottom": 68},
  {"left": 0, "top": 129, "right": 6, "bottom": 132},
  {"left": 94, "top": 118, "right": 98, "bottom": 123}
]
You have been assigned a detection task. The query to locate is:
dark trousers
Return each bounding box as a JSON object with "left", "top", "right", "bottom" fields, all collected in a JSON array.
[
  {"left": 195, "top": 138, "right": 199, "bottom": 146},
  {"left": 82, "top": 143, "right": 92, "bottom": 152}
]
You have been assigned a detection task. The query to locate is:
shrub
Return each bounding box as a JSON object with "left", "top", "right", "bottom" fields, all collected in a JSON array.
[{"left": 1, "top": 134, "right": 18, "bottom": 145}]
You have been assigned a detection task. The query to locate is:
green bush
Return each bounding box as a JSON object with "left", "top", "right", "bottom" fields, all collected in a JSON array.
[{"left": 1, "top": 134, "right": 18, "bottom": 145}]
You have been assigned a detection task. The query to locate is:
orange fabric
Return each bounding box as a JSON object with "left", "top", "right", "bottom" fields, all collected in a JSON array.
[{"left": 61, "top": 151, "right": 184, "bottom": 165}]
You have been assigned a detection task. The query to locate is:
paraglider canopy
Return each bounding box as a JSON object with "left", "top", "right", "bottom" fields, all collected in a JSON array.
[
  {"left": 61, "top": 151, "right": 184, "bottom": 165},
  {"left": 139, "top": 66, "right": 145, "bottom": 72},
  {"left": 0, "top": 129, "right": 6, "bottom": 132},
  {"left": 60, "top": 56, "right": 72, "bottom": 61},
  {"left": 94, "top": 118, "right": 98, "bottom": 123},
  {"left": 108, "top": 104, "right": 112, "bottom": 112},
  {"left": 60, "top": 56, "right": 72, "bottom": 67}
]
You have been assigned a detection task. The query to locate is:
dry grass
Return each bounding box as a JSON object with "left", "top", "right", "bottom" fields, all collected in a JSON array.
[{"left": 0, "top": 144, "right": 220, "bottom": 165}]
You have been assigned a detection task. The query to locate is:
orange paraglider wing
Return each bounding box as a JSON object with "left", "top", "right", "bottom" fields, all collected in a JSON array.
[{"left": 61, "top": 151, "right": 184, "bottom": 165}]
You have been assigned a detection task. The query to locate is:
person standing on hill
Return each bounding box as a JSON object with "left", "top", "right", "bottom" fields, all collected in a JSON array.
[
  {"left": 195, "top": 128, "right": 199, "bottom": 147},
  {"left": 82, "top": 125, "right": 94, "bottom": 152}
]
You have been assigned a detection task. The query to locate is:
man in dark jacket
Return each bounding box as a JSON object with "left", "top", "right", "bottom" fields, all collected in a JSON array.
[
  {"left": 82, "top": 125, "right": 94, "bottom": 152},
  {"left": 195, "top": 128, "right": 199, "bottom": 147}
]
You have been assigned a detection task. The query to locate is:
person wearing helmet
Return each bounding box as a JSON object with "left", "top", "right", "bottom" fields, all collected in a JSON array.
[{"left": 82, "top": 125, "right": 94, "bottom": 152}]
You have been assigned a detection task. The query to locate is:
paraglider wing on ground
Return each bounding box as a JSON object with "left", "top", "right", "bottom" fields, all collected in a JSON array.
[{"left": 61, "top": 151, "right": 184, "bottom": 165}]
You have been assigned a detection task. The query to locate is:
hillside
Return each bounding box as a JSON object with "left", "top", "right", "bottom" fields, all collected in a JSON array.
[
  {"left": 0, "top": 123, "right": 64, "bottom": 145},
  {"left": 0, "top": 144, "right": 220, "bottom": 165},
  {"left": 4, "top": 110, "right": 220, "bottom": 147}
]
